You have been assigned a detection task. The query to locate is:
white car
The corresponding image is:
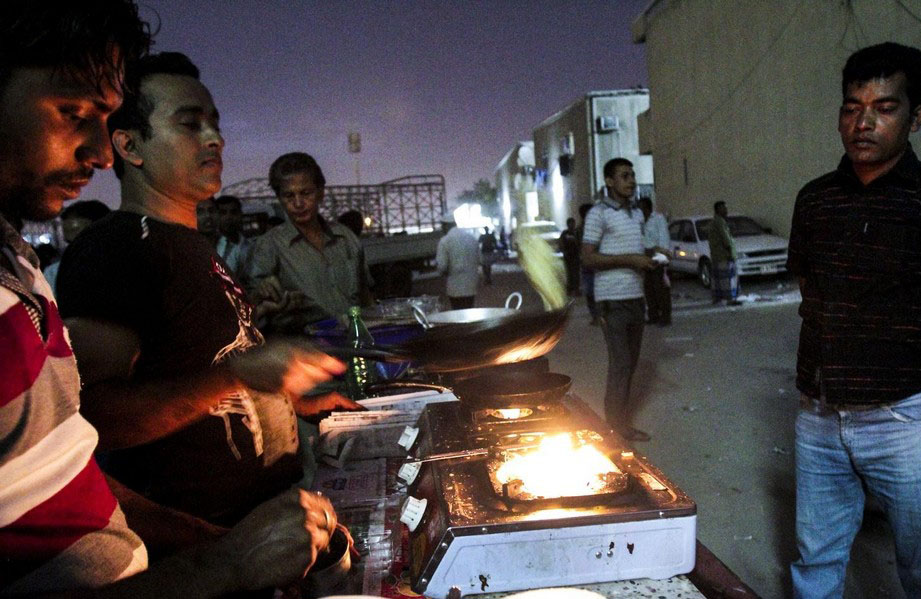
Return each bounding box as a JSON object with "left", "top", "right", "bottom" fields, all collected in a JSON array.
[{"left": 667, "top": 215, "right": 788, "bottom": 288}]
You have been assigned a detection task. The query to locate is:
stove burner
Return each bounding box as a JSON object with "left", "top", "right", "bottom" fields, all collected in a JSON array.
[
  {"left": 485, "top": 408, "right": 533, "bottom": 420},
  {"left": 483, "top": 430, "right": 630, "bottom": 505}
]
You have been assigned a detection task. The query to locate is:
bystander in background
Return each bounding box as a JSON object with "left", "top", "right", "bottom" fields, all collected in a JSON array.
[
  {"left": 578, "top": 203, "right": 599, "bottom": 325},
  {"left": 559, "top": 217, "right": 581, "bottom": 296},
  {"left": 639, "top": 197, "right": 671, "bottom": 325},
  {"left": 708, "top": 201, "right": 741, "bottom": 306},
  {"left": 44, "top": 199, "right": 111, "bottom": 291},
  {"left": 214, "top": 194, "right": 252, "bottom": 278},
  {"left": 479, "top": 226, "right": 498, "bottom": 285},
  {"left": 436, "top": 214, "right": 479, "bottom": 309}
]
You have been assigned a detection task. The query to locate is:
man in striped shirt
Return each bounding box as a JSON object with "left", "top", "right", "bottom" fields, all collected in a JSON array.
[
  {"left": 581, "top": 158, "right": 655, "bottom": 443},
  {"left": 1, "top": 2, "right": 343, "bottom": 596},
  {"left": 788, "top": 43, "right": 921, "bottom": 598}
]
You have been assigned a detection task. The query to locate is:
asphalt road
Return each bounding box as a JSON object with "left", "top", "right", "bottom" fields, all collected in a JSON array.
[{"left": 414, "top": 264, "right": 905, "bottom": 599}]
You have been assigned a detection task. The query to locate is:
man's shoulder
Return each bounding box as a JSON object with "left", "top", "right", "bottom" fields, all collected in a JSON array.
[{"left": 797, "top": 168, "right": 843, "bottom": 200}]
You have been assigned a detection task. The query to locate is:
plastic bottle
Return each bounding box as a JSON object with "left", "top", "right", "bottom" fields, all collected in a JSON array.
[{"left": 345, "top": 306, "right": 377, "bottom": 399}]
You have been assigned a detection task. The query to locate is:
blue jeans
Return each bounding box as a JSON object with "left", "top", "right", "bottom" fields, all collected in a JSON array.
[{"left": 791, "top": 393, "right": 921, "bottom": 598}]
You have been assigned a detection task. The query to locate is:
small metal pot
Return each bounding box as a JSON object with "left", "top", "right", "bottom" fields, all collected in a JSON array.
[
  {"left": 413, "top": 292, "right": 522, "bottom": 328},
  {"left": 301, "top": 527, "right": 352, "bottom": 598}
]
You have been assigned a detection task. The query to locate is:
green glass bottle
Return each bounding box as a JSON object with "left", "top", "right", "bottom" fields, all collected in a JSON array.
[{"left": 345, "top": 306, "right": 377, "bottom": 399}]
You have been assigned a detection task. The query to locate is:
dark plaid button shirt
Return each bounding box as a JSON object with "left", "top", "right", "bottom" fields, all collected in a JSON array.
[{"left": 788, "top": 146, "right": 921, "bottom": 405}]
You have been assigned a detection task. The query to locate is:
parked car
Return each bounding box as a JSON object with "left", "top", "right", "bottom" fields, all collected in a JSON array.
[
  {"left": 512, "top": 220, "right": 563, "bottom": 252},
  {"left": 667, "top": 215, "right": 788, "bottom": 288}
]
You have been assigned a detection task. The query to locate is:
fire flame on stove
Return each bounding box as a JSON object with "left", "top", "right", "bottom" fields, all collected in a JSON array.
[
  {"left": 489, "top": 408, "right": 533, "bottom": 420},
  {"left": 495, "top": 433, "right": 619, "bottom": 498}
]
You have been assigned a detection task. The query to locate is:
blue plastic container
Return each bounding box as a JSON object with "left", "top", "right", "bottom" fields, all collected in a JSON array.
[{"left": 307, "top": 319, "right": 425, "bottom": 379}]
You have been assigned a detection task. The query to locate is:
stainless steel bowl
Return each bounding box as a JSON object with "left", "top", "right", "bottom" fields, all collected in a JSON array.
[{"left": 301, "top": 527, "right": 352, "bottom": 598}]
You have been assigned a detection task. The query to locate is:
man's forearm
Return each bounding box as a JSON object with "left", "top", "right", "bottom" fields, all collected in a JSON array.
[
  {"left": 582, "top": 252, "right": 647, "bottom": 271},
  {"left": 92, "top": 543, "right": 238, "bottom": 599},
  {"left": 106, "top": 475, "right": 227, "bottom": 557},
  {"left": 83, "top": 365, "right": 238, "bottom": 450}
]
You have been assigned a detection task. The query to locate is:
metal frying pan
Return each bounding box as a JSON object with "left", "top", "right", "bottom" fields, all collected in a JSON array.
[
  {"left": 452, "top": 371, "right": 572, "bottom": 408},
  {"left": 327, "top": 304, "right": 571, "bottom": 372}
]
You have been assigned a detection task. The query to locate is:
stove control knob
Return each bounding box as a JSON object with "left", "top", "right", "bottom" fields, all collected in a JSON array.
[
  {"left": 398, "top": 461, "right": 422, "bottom": 485},
  {"left": 400, "top": 496, "right": 428, "bottom": 532},
  {"left": 398, "top": 426, "right": 420, "bottom": 451}
]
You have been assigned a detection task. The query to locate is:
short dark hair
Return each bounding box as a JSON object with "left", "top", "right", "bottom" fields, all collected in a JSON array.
[
  {"left": 578, "top": 203, "right": 594, "bottom": 219},
  {"left": 843, "top": 42, "right": 921, "bottom": 112},
  {"left": 638, "top": 197, "right": 653, "bottom": 211},
  {"left": 713, "top": 201, "right": 726, "bottom": 213},
  {"left": 268, "top": 152, "right": 326, "bottom": 195},
  {"left": 603, "top": 158, "right": 633, "bottom": 180},
  {"left": 0, "top": 1, "right": 151, "bottom": 96},
  {"left": 60, "top": 199, "right": 110, "bottom": 222},
  {"left": 108, "top": 52, "right": 201, "bottom": 178},
  {"left": 214, "top": 195, "right": 242, "bottom": 211}
]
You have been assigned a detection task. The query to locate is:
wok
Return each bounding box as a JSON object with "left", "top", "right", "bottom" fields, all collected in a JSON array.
[
  {"left": 453, "top": 371, "right": 572, "bottom": 408},
  {"left": 327, "top": 304, "right": 571, "bottom": 372},
  {"left": 413, "top": 292, "right": 522, "bottom": 327}
]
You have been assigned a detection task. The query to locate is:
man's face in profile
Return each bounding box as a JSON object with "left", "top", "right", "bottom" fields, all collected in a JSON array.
[
  {"left": 129, "top": 73, "right": 224, "bottom": 204},
  {"left": 839, "top": 72, "right": 921, "bottom": 173},
  {"left": 0, "top": 67, "right": 122, "bottom": 221}
]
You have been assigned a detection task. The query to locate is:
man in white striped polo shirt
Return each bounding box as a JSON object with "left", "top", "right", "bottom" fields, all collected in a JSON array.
[{"left": 581, "top": 158, "right": 656, "bottom": 443}]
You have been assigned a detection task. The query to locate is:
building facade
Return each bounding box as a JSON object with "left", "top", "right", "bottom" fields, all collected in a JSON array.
[
  {"left": 633, "top": 0, "right": 921, "bottom": 235},
  {"left": 532, "top": 90, "right": 653, "bottom": 229}
]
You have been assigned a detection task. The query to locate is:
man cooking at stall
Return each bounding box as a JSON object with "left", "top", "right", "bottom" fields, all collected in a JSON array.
[
  {"left": 56, "top": 52, "right": 361, "bottom": 547},
  {"left": 247, "top": 152, "right": 373, "bottom": 331}
]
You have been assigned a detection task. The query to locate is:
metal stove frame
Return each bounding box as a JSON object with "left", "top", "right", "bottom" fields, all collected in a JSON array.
[{"left": 402, "top": 398, "right": 697, "bottom": 598}]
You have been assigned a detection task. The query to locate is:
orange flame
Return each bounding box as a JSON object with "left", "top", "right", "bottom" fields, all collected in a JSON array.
[{"left": 495, "top": 433, "right": 619, "bottom": 498}]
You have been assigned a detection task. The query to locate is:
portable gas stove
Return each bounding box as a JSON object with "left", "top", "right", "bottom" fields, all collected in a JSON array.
[{"left": 396, "top": 397, "right": 697, "bottom": 598}]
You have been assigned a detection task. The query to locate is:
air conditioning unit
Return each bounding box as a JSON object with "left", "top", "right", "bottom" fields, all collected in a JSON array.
[{"left": 597, "top": 116, "right": 620, "bottom": 132}]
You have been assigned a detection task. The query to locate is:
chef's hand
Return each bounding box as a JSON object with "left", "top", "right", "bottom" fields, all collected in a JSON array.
[
  {"left": 211, "top": 488, "right": 337, "bottom": 591},
  {"left": 294, "top": 391, "right": 366, "bottom": 420},
  {"left": 228, "top": 339, "right": 345, "bottom": 395}
]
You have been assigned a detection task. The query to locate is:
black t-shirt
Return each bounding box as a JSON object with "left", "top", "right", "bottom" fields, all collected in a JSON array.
[{"left": 57, "top": 211, "right": 301, "bottom": 525}]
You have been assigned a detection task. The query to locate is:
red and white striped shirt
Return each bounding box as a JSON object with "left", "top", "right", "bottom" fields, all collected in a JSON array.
[{"left": 0, "top": 217, "right": 146, "bottom": 593}]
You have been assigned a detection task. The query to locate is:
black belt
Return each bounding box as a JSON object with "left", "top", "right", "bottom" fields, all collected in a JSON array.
[{"left": 799, "top": 394, "right": 889, "bottom": 413}]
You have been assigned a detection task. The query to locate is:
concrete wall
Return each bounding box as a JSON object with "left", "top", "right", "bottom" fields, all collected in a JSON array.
[
  {"left": 533, "top": 91, "right": 653, "bottom": 229},
  {"left": 633, "top": 0, "right": 921, "bottom": 235}
]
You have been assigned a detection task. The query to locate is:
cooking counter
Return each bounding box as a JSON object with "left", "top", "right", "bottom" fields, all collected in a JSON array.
[{"left": 311, "top": 394, "right": 759, "bottom": 599}]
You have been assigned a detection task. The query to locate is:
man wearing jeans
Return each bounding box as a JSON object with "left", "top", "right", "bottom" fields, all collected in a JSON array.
[
  {"left": 581, "top": 158, "right": 655, "bottom": 442},
  {"left": 787, "top": 42, "right": 921, "bottom": 598}
]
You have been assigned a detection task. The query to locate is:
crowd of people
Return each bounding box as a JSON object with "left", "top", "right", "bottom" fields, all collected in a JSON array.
[{"left": 1, "top": 1, "right": 920, "bottom": 597}]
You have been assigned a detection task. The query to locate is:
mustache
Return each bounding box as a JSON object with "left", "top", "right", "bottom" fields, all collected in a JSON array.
[{"left": 45, "top": 168, "right": 94, "bottom": 186}]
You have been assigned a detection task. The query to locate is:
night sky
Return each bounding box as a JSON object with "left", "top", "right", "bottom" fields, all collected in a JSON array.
[{"left": 83, "top": 0, "right": 649, "bottom": 207}]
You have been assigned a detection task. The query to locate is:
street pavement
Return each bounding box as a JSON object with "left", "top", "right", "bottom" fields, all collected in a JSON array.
[{"left": 414, "top": 263, "right": 905, "bottom": 599}]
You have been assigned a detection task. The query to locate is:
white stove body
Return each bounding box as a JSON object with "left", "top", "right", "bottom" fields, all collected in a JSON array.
[{"left": 421, "top": 515, "right": 696, "bottom": 598}]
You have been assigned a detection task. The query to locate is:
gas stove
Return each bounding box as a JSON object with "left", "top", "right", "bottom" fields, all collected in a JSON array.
[{"left": 396, "top": 398, "right": 697, "bottom": 598}]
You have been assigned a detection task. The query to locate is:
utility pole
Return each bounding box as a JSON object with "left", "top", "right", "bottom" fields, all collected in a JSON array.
[{"left": 348, "top": 131, "right": 361, "bottom": 186}]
